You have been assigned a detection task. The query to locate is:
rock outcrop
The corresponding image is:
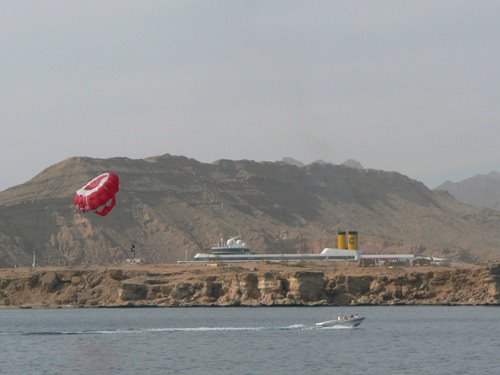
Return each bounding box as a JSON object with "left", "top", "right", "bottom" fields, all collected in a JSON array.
[{"left": 0, "top": 263, "right": 499, "bottom": 308}]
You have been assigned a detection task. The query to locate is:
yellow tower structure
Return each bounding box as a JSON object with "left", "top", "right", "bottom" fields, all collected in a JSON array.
[
  {"left": 347, "top": 231, "right": 358, "bottom": 250},
  {"left": 337, "top": 231, "right": 347, "bottom": 250}
]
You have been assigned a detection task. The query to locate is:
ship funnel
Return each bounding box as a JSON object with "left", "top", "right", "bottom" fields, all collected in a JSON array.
[
  {"left": 347, "top": 231, "right": 358, "bottom": 250},
  {"left": 337, "top": 231, "right": 347, "bottom": 250}
]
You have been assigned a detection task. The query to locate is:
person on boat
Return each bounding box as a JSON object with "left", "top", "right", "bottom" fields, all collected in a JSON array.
[{"left": 350, "top": 313, "right": 354, "bottom": 319}]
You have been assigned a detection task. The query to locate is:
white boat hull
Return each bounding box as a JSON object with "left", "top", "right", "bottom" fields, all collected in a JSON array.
[{"left": 315, "top": 316, "right": 365, "bottom": 328}]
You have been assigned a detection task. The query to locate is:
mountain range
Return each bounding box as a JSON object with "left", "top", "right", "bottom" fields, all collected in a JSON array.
[
  {"left": 436, "top": 172, "right": 500, "bottom": 210},
  {"left": 0, "top": 154, "right": 499, "bottom": 267}
]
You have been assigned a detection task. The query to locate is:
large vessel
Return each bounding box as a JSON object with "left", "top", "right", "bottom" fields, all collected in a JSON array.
[
  {"left": 190, "top": 230, "right": 360, "bottom": 262},
  {"left": 192, "top": 248, "right": 360, "bottom": 262}
]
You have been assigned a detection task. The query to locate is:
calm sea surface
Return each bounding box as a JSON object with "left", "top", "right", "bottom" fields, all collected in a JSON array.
[{"left": 0, "top": 306, "right": 498, "bottom": 374}]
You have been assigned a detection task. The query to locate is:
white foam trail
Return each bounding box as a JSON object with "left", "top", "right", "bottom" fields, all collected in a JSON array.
[{"left": 4, "top": 324, "right": 313, "bottom": 336}]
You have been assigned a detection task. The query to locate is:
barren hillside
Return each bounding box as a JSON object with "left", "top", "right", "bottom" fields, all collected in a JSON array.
[{"left": 1, "top": 154, "right": 499, "bottom": 267}]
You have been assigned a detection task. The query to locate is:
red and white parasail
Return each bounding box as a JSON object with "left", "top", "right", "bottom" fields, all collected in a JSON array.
[{"left": 73, "top": 172, "right": 120, "bottom": 216}]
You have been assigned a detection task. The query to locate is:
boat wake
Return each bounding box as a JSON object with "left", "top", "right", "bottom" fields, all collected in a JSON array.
[{"left": 3, "top": 324, "right": 312, "bottom": 336}]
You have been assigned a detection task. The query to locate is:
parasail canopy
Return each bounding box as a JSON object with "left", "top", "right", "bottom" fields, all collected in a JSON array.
[{"left": 73, "top": 172, "right": 119, "bottom": 216}]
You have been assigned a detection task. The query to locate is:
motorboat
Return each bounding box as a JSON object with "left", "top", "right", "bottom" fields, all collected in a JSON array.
[{"left": 315, "top": 314, "right": 365, "bottom": 328}]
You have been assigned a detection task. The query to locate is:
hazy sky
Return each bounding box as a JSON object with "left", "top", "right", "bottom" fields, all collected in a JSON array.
[{"left": 1, "top": 1, "right": 499, "bottom": 191}]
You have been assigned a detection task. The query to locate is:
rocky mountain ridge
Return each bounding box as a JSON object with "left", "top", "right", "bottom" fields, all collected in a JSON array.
[
  {"left": 436, "top": 171, "right": 500, "bottom": 210},
  {"left": 0, "top": 154, "right": 500, "bottom": 267}
]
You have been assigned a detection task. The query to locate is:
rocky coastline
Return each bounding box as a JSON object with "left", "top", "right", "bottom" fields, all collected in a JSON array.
[{"left": 1, "top": 262, "right": 499, "bottom": 308}]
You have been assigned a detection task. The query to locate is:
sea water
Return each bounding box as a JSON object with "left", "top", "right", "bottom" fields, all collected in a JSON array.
[{"left": 0, "top": 306, "right": 498, "bottom": 374}]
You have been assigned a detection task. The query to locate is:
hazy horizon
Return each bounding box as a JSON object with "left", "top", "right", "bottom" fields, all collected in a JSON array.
[{"left": 2, "top": 1, "right": 499, "bottom": 191}]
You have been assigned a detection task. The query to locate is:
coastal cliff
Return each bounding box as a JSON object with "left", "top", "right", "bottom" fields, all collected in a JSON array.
[{"left": 1, "top": 263, "right": 499, "bottom": 308}]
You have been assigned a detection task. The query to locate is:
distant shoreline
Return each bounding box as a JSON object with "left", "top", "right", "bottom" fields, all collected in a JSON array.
[{"left": 1, "top": 262, "right": 499, "bottom": 308}]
